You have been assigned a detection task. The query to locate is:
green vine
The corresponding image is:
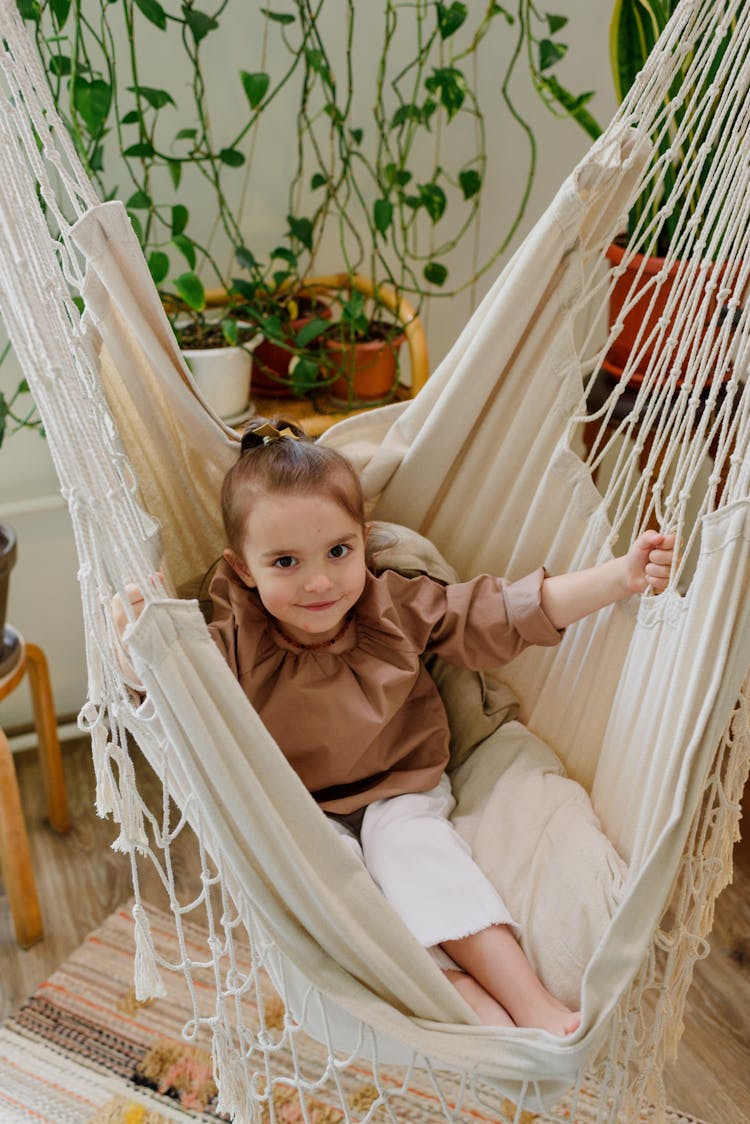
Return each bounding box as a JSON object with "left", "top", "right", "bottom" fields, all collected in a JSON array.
[
  {"left": 0, "top": 346, "right": 44, "bottom": 449},
  {"left": 10, "top": 0, "right": 602, "bottom": 401}
]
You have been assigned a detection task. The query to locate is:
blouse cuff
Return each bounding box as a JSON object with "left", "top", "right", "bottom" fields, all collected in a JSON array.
[{"left": 502, "top": 567, "right": 563, "bottom": 647}]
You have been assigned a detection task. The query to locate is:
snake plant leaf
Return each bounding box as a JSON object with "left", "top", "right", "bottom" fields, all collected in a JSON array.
[{"left": 610, "top": 0, "right": 670, "bottom": 104}]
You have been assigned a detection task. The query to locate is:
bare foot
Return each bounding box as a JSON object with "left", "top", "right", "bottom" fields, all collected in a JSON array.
[
  {"left": 516, "top": 996, "right": 581, "bottom": 1037},
  {"left": 441, "top": 927, "right": 582, "bottom": 1037},
  {"left": 444, "top": 969, "right": 514, "bottom": 1027},
  {"left": 480, "top": 976, "right": 581, "bottom": 1037}
]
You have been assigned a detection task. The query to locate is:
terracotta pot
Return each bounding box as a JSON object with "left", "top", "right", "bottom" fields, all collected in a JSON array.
[
  {"left": 325, "top": 334, "right": 405, "bottom": 406},
  {"left": 251, "top": 300, "right": 332, "bottom": 397},
  {"left": 604, "top": 242, "right": 734, "bottom": 387},
  {"left": 0, "top": 522, "right": 21, "bottom": 678}
]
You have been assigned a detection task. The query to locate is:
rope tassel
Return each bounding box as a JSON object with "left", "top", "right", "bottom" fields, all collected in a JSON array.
[
  {"left": 132, "top": 902, "right": 167, "bottom": 1002},
  {"left": 211, "top": 1018, "right": 260, "bottom": 1123},
  {"left": 79, "top": 706, "right": 116, "bottom": 818},
  {"left": 111, "top": 763, "right": 149, "bottom": 854}
]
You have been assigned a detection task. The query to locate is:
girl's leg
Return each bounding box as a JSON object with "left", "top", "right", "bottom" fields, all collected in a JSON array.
[
  {"left": 361, "top": 777, "right": 515, "bottom": 949},
  {"left": 442, "top": 926, "right": 580, "bottom": 1036},
  {"left": 328, "top": 809, "right": 513, "bottom": 1025},
  {"left": 361, "top": 778, "right": 579, "bottom": 1035},
  {"left": 443, "top": 969, "right": 514, "bottom": 1027}
]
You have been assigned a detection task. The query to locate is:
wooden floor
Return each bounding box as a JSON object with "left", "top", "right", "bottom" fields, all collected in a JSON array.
[{"left": 1, "top": 736, "right": 749, "bottom": 1122}]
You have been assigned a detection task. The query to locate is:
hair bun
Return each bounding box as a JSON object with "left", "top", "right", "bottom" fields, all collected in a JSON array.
[
  {"left": 240, "top": 426, "right": 266, "bottom": 452},
  {"left": 240, "top": 416, "right": 309, "bottom": 453}
]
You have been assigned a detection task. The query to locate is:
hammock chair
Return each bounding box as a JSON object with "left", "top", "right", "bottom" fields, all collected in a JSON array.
[{"left": 2, "top": 0, "right": 750, "bottom": 1119}]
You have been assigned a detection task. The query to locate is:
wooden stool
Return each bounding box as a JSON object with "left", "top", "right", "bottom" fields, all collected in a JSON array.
[{"left": 0, "top": 633, "right": 69, "bottom": 948}]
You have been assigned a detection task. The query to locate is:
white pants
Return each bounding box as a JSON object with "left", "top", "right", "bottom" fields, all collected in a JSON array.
[{"left": 328, "top": 774, "right": 516, "bottom": 968}]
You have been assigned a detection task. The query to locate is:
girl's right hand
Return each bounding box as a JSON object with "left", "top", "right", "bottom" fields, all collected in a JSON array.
[{"left": 111, "top": 573, "right": 164, "bottom": 638}]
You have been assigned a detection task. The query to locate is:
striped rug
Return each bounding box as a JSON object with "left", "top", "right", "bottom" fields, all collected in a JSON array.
[{"left": 0, "top": 903, "right": 708, "bottom": 1124}]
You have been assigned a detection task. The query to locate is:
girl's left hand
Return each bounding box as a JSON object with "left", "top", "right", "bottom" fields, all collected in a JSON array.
[{"left": 624, "top": 530, "right": 677, "bottom": 595}]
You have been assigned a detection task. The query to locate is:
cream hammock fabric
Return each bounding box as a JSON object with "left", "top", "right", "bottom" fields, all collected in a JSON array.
[{"left": 2, "top": 0, "right": 750, "bottom": 1119}]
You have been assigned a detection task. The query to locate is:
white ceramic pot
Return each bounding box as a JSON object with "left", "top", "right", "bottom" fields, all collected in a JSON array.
[{"left": 182, "top": 345, "right": 252, "bottom": 420}]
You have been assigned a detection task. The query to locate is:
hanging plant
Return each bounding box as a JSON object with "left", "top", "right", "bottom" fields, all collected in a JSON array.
[{"left": 17, "top": 0, "right": 603, "bottom": 401}]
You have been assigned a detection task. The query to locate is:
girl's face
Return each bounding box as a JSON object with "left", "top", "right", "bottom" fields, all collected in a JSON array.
[{"left": 225, "top": 491, "right": 369, "bottom": 646}]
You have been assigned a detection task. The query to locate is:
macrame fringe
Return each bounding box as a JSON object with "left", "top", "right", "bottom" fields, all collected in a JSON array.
[
  {"left": 80, "top": 704, "right": 117, "bottom": 818},
  {"left": 94, "top": 762, "right": 117, "bottom": 819},
  {"left": 132, "top": 902, "right": 167, "bottom": 1002},
  {"left": 594, "top": 687, "right": 750, "bottom": 1111},
  {"left": 211, "top": 1018, "right": 260, "bottom": 1123},
  {"left": 111, "top": 763, "right": 149, "bottom": 854}
]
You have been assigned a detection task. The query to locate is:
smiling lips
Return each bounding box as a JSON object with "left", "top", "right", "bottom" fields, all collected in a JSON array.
[{"left": 300, "top": 600, "right": 339, "bottom": 611}]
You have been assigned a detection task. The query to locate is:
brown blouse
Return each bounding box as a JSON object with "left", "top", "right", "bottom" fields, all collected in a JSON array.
[{"left": 208, "top": 561, "right": 562, "bottom": 813}]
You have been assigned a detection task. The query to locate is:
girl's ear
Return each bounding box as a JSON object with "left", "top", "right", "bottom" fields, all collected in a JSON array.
[{"left": 223, "top": 548, "right": 255, "bottom": 587}]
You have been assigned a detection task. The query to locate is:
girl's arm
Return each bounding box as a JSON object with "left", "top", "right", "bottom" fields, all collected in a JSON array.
[{"left": 540, "top": 530, "right": 676, "bottom": 631}]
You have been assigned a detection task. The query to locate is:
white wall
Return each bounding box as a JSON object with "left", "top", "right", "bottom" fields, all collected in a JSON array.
[{"left": 0, "top": 2, "right": 617, "bottom": 729}]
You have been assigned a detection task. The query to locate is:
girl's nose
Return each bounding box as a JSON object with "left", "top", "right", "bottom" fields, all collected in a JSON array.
[{"left": 305, "top": 571, "right": 334, "bottom": 593}]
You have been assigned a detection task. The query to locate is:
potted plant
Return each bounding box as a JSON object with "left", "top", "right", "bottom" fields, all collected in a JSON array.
[
  {"left": 0, "top": 522, "right": 20, "bottom": 679},
  {"left": 164, "top": 281, "right": 262, "bottom": 421},
  {"left": 293, "top": 278, "right": 409, "bottom": 407},
  {"left": 602, "top": 0, "right": 733, "bottom": 386},
  {"left": 226, "top": 238, "right": 333, "bottom": 399},
  {"left": 323, "top": 297, "right": 405, "bottom": 406},
  {"left": 21, "top": 1, "right": 599, "bottom": 408}
]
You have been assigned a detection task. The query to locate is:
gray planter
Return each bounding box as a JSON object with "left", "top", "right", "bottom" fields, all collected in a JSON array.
[{"left": 0, "top": 522, "right": 21, "bottom": 678}]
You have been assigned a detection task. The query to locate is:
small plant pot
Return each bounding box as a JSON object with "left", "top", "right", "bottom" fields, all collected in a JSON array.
[
  {"left": 325, "top": 334, "right": 405, "bottom": 407},
  {"left": 251, "top": 300, "right": 332, "bottom": 397},
  {"left": 0, "top": 522, "right": 21, "bottom": 679},
  {"left": 183, "top": 346, "right": 252, "bottom": 420}
]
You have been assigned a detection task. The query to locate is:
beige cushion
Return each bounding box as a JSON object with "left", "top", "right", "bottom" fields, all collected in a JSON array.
[
  {"left": 451, "top": 721, "right": 627, "bottom": 1007},
  {"left": 366, "top": 521, "right": 520, "bottom": 771}
]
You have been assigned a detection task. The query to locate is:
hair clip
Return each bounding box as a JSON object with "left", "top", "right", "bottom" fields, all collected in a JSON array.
[{"left": 241, "top": 421, "right": 302, "bottom": 452}]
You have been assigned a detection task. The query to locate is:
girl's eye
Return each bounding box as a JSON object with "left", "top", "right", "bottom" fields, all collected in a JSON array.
[
  {"left": 329, "top": 543, "right": 351, "bottom": 560},
  {"left": 273, "top": 555, "right": 297, "bottom": 569}
]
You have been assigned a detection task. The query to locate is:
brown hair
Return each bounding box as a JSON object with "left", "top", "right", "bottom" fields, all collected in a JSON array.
[{"left": 221, "top": 416, "right": 366, "bottom": 551}]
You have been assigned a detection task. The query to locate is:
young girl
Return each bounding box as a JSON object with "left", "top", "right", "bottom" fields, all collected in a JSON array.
[{"left": 114, "top": 416, "right": 676, "bottom": 1036}]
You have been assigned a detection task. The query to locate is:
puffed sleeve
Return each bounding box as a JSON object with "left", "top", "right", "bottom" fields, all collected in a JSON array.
[
  {"left": 206, "top": 560, "right": 241, "bottom": 677},
  {"left": 376, "top": 568, "right": 562, "bottom": 671}
]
